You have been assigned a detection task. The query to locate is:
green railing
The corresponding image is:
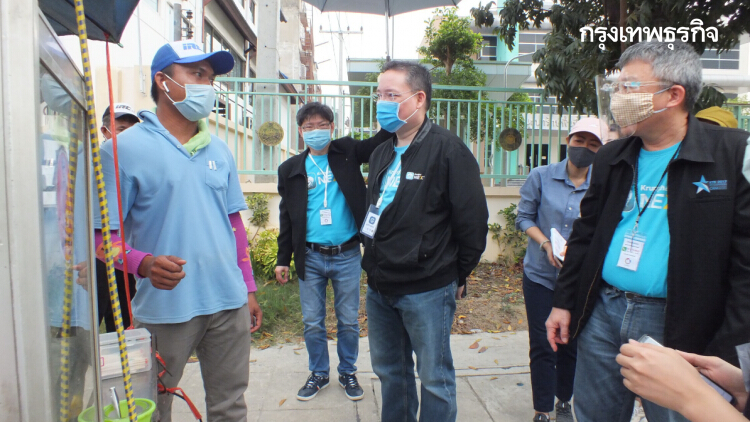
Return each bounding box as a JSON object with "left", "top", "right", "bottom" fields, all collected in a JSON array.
[{"left": 209, "top": 77, "right": 750, "bottom": 184}]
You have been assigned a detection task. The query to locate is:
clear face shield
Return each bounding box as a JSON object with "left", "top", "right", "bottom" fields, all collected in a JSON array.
[{"left": 595, "top": 75, "right": 673, "bottom": 143}]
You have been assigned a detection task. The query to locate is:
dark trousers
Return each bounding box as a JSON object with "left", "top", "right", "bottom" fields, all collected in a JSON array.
[
  {"left": 522, "top": 273, "right": 577, "bottom": 412},
  {"left": 96, "top": 259, "right": 137, "bottom": 332}
]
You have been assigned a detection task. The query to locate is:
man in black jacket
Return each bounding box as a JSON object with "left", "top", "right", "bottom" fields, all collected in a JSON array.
[
  {"left": 546, "top": 41, "right": 750, "bottom": 422},
  {"left": 275, "top": 102, "right": 391, "bottom": 402},
  {"left": 362, "top": 61, "right": 489, "bottom": 422}
]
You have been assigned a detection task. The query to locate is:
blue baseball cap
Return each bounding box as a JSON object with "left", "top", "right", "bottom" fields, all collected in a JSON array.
[{"left": 151, "top": 40, "right": 234, "bottom": 81}]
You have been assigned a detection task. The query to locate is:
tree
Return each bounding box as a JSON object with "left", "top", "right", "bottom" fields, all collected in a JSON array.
[
  {"left": 488, "top": 0, "right": 750, "bottom": 114},
  {"left": 418, "top": 8, "right": 483, "bottom": 76}
]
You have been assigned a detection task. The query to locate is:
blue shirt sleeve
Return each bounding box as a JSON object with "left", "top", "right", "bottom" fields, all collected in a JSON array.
[
  {"left": 94, "top": 143, "right": 124, "bottom": 230},
  {"left": 223, "top": 142, "right": 248, "bottom": 214},
  {"left": 516, "top": 167, "right": 543, "bottom": 233}
]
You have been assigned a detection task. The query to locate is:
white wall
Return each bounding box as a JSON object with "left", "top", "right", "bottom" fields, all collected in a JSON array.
[{"left": 240, "top": 184, "right": 522, "bottom": 263}]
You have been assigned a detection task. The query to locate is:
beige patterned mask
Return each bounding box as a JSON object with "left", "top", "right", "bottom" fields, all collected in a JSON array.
[{"left": 610, "top": 88, "right": 670, "bottom": 128}]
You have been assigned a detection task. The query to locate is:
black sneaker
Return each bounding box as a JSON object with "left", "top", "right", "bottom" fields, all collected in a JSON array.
[
  {"left": 532, "top": 414, "right": 550, "bottom": 422},
  {"left": 555, "top": 401, "right": 573, "bottom": 422},
  {"left": 296, "top": 373, "right": 329, "bottom": 401},
  {"left": 338, "top": 373, "right": 364, "bottom": 401}
]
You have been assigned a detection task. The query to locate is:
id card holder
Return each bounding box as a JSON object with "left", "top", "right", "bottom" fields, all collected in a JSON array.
[
  {"left": 360, "top": 204, "right": 381, "bottom": 239},
  {"left": 616, "top": 230, "right": 646, "bottom": 271},
  {"left": 320, "top": 209, "right": 332, "bottom": 225}
]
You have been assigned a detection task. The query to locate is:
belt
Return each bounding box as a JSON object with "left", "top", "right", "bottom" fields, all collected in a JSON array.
[
  {"left": 306, "top": 236, "right": 360, "bottom": 256},
  {"left": 603, "top": 282, "right": 666, "bottom": 302}
]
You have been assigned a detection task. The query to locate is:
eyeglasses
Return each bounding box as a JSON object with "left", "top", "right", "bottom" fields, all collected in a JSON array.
[
  {"left": 300, "top": 122, "right": 332, "bottom": 132},
  {"left": 372, "top": 90, "right": 416, "bottom": 102},
  {"left": 602, "top": 81, "right": 674, "bottom": 94}
]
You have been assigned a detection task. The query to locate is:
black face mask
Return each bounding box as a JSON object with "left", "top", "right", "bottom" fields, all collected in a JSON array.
[{"left": 567, "top": 146, "right": 596, "bottom": 168}]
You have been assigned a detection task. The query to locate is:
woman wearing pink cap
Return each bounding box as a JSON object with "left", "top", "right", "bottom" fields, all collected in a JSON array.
[{"left": 515, "top": 117, "right": 605, "bottom": 422}]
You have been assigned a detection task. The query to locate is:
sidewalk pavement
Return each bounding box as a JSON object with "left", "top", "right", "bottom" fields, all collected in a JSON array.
[{"left": 175, "top": 332, "right": 539, "bottom": 421}]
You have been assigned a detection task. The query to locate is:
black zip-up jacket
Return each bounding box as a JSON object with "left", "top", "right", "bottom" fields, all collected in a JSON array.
[
  {"left": 362, "top": 119, "right": 489, "bottom": 295},
  {"left": 276, "top": 130, "right": 392, "bottom": 280},
  {"left": 553, "top": 114, "right": 750, "bottom": 365}
]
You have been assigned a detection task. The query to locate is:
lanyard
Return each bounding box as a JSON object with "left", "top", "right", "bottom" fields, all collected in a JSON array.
[
  {"left": 308, "top": 155, "right": 330, "bottom": 208},
  {"left": 376, "top": 160, "right": 402, "bottom": 208},
  {"left": 632, "top": 144, "right": 681, "bottom": 233}
]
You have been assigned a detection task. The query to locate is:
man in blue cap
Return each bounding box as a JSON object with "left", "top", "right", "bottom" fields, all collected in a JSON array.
[{"left": 96, "top": 41, "right": 260, "bottom": 421}]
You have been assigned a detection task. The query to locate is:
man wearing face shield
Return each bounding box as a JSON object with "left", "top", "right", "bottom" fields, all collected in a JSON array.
[
  {"left": 274, "top": 102, "right": 391, "bottom": 402},
  {"left": 362, "top": 61, "right": 489, "bottom": 422},
  {"left": 95, "top": 41, "right": 261, "bottom": 421},
  {"left": 545, "top": 41, "right": 750, "bottom": 422}
]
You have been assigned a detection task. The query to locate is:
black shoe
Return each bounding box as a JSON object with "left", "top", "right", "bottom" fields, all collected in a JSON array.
[
  {"left": 338, "top": 373, "right": 364, "bottom": 401},
  {"left": 532, "top": 414, "right": 550, "bottom": 422},
  {"left": 296, "top": 373, "right": 329, "bottom": 401},
  {"left": 555, "top": 401, "right": 573, "bottom": 422}
]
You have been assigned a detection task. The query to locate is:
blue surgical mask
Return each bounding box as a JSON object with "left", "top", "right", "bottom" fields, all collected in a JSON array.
[
  {"left": 303, "top": 129, "right": 332, "bottom": 151},
  {"left": 376, "top": 92, "right": 420, "bottom": 132},
  {"left": 164, "top": 74, "right": 216, "bottom": 121}
]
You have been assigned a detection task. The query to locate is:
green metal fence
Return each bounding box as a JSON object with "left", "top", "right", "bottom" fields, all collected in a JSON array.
[{"left": 209, "top": 77, "right": 750, "bottom": 184}]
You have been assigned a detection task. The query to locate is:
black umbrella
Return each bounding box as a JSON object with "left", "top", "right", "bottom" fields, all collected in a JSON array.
[{"left": 40, "top": 0, "right": 140, "bottom": 43}]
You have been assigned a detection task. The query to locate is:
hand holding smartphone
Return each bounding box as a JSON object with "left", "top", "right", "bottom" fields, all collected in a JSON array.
[{"left": 638, "top": 335, "right": 735, "bottom": 403}]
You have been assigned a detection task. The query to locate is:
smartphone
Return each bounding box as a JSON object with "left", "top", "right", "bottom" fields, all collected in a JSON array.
[
  {"left": 637, "top": 335, "right": 734, "bottom": 402},
  {"left": 251, "top": 315, "right": 257, "bottom": 329}
]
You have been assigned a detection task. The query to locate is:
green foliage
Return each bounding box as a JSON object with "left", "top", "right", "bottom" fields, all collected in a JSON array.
[
  {"left": 692, "top": 86, "right": 727, "bottom": 114},
  {"left": 418, "top": 8, "right": 483, "bottom": 76},
  {"left": 492, "top": 0, "right": 750, "bottom": 114},
  {"left": 352, "top": 62, "right": 383, "bottom": 129},
  {"left": 249, "top": 229, "right": 297, "bottom": 282},
  {"left": 245, "top": 193, "right": 269, "bottom": 228},
  {"left": 489, "top": 203, "right": 526, "bottom": 267},
  {"left": 252, "top": 279, "right": 304, "bottom": 343},
  {"left": 470, "top": 1, "right": 496, "bottom": 28}
]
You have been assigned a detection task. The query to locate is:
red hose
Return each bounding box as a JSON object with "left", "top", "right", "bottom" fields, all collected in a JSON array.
[{"left": 105, "top": 34, "right": 134, "bottom": 328}]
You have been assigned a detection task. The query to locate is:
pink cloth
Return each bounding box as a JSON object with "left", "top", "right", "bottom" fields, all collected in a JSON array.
[
  {"left": 94, "top": 230, "right": 150, "bottom": 276},
  {"left": 229, "top": 212, "right": 257, "bottom": 293}
]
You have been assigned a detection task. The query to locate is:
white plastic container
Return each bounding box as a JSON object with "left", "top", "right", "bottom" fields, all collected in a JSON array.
[{"left": 99, "top": 328, "right": 152, "bottom": 380}]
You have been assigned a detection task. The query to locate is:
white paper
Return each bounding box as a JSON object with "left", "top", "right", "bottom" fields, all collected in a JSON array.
[{"left": 550, "top": 228, "right": 567, "bottom": 261}]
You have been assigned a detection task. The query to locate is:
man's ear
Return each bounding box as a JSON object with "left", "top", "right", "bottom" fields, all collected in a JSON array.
[
  {"left": 101, "top": 126, "right": 109, "bottom": 139},
  {"left": 416, "top": 91, "right": 427, "bottom": 110},
  {"left": 666, "top": 85, "right": 686, "bottom": 109},
  {"left": 154, "top": 71, "right": 169, "bottom": 93}
]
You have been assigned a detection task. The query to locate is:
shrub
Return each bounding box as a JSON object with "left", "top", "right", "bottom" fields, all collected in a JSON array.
[
  {"left": 249, "top": 228, "right": 297, "bottom": 282},
  {"left": 489, "top": 203, "right": 526, "bottom": 267}
]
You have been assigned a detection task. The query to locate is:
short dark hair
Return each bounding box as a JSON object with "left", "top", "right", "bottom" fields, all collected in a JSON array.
[
  {"left": 150, "top": 65, "right": 174, "bottom": 104},
  {"left": 382, "top": 61, "right": 432, "bottom": 109},
  {"left": 296, "top": 102, "right": 334, "bottom": 126},
  {"left": 103, "top": 114, "right": 140, "bottom": 128}
]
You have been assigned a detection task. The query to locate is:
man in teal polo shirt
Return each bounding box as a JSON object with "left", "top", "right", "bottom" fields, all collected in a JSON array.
[{"left": 97, "top": 41, "right": 261, "bottom": 421}]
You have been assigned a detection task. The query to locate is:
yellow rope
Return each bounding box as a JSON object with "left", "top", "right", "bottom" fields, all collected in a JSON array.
[{"left": 68, "top": 1, "right": 138, "bottom": 420}]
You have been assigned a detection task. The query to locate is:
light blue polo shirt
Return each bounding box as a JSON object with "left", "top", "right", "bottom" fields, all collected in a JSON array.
[
  {"left": 602, "top": 142, "right": 680, "bottom": 297},
  {"left": 305, "top": 154, "right": 357, "bottom": 245},
  {"left": 378, "top": 145, "right": 408, "bottom": 210},
  {"left": 98, "top": 111, "right": 248, "bottom": 324}
]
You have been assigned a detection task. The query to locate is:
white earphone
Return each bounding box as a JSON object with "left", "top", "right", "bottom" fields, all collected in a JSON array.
[{"left": 162, "top": 81, "right": 170, "bottom": 93}]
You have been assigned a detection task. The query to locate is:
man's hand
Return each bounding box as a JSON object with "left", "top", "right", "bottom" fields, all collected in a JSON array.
[
  {"left": 73, "top": 261, "right": 88, "bottom": 290},
  {"left": 542, "top": 242, "right": 562, "bottom": 269},
  {"left": 139, "top": 255, "right": 186, "bottom": 290},
  {"left": 275, "top": 266, "right": 290, "bottom": 284},
  {"left": 456, "top": 285, "right": 466, "bottom": 300},
  {"left": 546, "top": 307, "right": 571, "bottom": 352},
  {"left": 247, "top": 292, "right": 263, "bottom": 333}
]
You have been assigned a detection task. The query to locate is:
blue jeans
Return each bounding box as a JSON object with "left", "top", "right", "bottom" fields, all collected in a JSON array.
[
  {"left": 574, "top": 285, "right": 690, "bottom": 422},
  {"left": 366, "top": 281, "right": 457, "bottom": 422},
  {"left": 299, "top": 246, "right": 361, "bottom": 377},
  {"left": 523, "top": 273, "right": 577, "bottom": 412}
]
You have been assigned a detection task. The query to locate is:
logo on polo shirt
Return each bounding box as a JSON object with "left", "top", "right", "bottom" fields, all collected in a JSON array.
[
  {"left": 307, "top": 176, "right": 317, "bottom": 190},
  {"left": 692, "top": 175, "right": 727, "bottom": 194}
]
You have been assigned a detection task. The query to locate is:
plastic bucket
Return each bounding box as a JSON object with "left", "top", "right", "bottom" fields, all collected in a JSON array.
[{"left": 78, "top": 398, "right": 156, "bottom": 422}]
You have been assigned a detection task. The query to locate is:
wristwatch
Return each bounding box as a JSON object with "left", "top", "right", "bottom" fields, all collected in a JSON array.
[{"left": 539, "top": 239, "right": 550, "bottom": 251}]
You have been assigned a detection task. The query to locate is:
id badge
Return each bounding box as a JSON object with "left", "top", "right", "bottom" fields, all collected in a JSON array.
[
  {"left": 616, "top": 231, "right": 646, "bottom": 271},
  {"left": 360, "top": 204, "right": 381, "bottom": 239},
  {"left": 320, "top": 209, "right": 332, "bottom": 225}
]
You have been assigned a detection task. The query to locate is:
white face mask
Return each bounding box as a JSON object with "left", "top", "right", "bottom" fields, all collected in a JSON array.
[{"left": 163, "top": 74, "right": 216, "bottom": 121}]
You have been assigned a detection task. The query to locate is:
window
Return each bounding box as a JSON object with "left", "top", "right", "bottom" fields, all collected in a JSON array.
[
  {"left": 249, "top": 0, "right": 256, "bottom": 25},
  {"left": 481, "top": 36, "right": 497, "bottom": 61},
  {"left": 518, "top": 32, "right": 547, "bottom": 62},
  {"left": 701, "top": 45, "right": 740, "bottom": 70},
  {"left": 142, "top": 0, "right": 158, "bottom": 11},
  {"left": 167, "top": 5, "right": 175, "bottom": 42}
]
